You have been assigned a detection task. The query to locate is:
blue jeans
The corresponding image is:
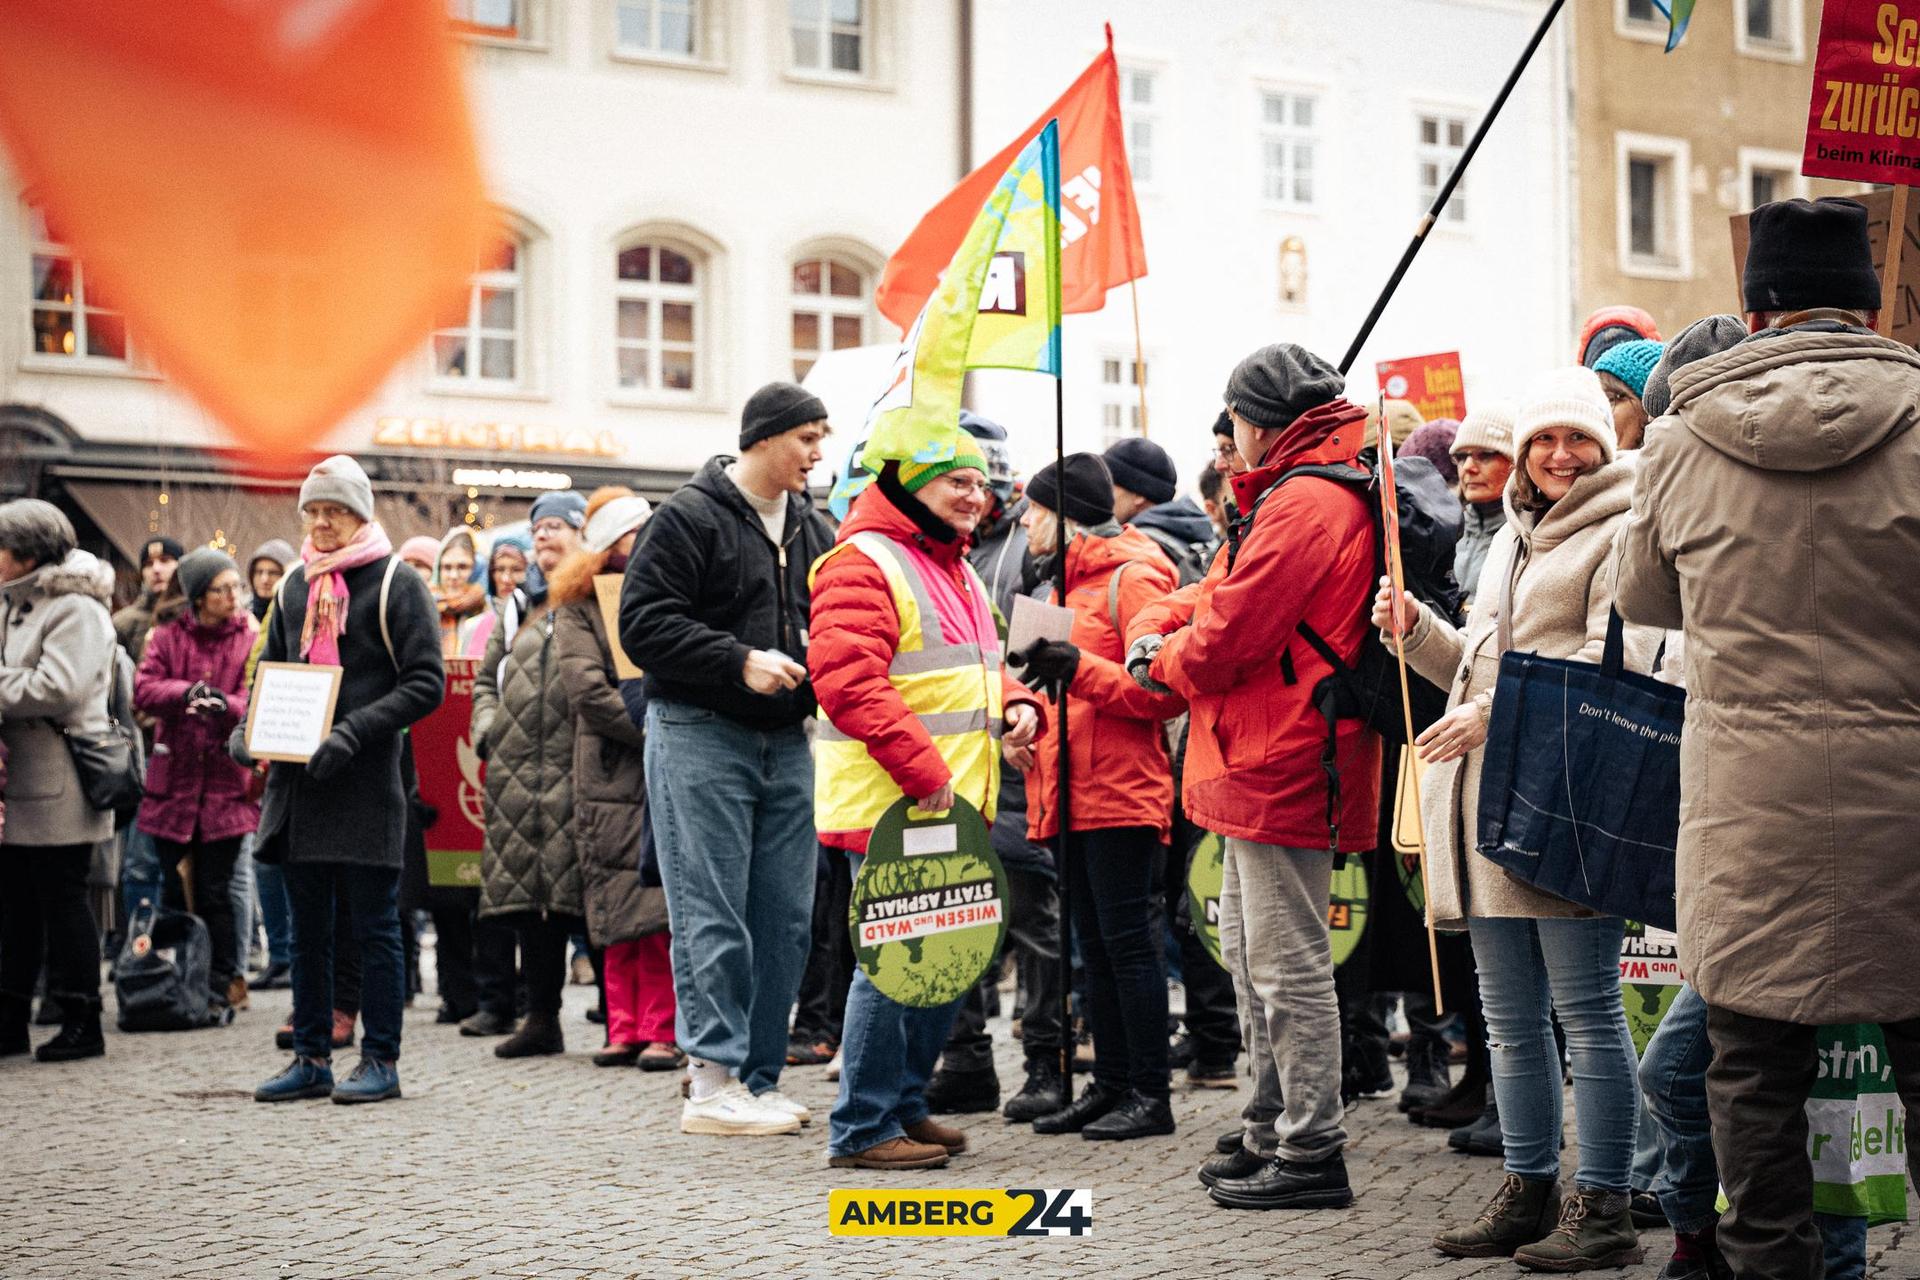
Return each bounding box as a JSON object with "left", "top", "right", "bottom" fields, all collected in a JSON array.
[
  {"left": 285, "top": 862, "right": 404, "bottom": 1062},
  {"left": 120, "top": 824, "right": 163, "bottom": 929},
  {"left": 255, "top": 856, "right": 293, "bottom": 969},
  {"left": 644, "top": 700, "right": 815, "bottom": 1094},
  {"left": 1470, "top": 915, "right": 1638, "bottom": 1190},
  {"left": 1642, "top": 983, "right": 1873, "bottom": 1276},
  {"left": 828, "top": 852, "right": 966, "bottom": 1156}
]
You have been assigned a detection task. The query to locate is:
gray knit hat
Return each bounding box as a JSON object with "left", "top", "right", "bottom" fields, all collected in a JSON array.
[
  {"left": 1642, "top": 314, "right": 1747, "bottom": 418},
  {"left": 1225, "top": 344, "right": 1345, "bottom": 430},
  {"left": 176, "top": 547, "right": 238, "bottom": 605},
  {"left": 299, "top": 455, "right": 375, "bottom": 521}
]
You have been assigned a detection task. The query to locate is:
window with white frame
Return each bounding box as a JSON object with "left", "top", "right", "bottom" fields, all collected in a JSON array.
[
  {"left": 790, "top": 257, "right": 867, "bottom": 381},
  {"left": 616, "top": 0, "right": 698, "bottom": 58},
  {"left": 1736, "top": 0, "right": 1804, "bottom": 59},
  {"left": 1122, "top": 66, "right": 1158, "bottom": 187},
  {"left": 27, "top": 205, "right": 132, "bottom": 364},
  {"left": 1417, "top": 113, "right": 1469, "bottom": 223},
  {"left": 1618, "top": 0, "right": 1667, "bottom": 41},
  {"left": 1739, "top": 147, "right": 1808, "bottom": 210},
  {"left": 431, "top": 236, "right": 524, "bottom": 387},
  {"left": 614, "top": 242, "right": 700, "bottom": 393},
  {"left": 790, "top": 0, "right": 865, "bottom": 76},
  {"left": 1098, "top": 356, "right": 1147, "bottom": 447},
  {"left": 1616, "top": 133, "right": 1692, "bottom": 278},
  {"left": 450, "top": 0, "right": 520, "bottom": 36},
  {"left": 1260, "top": 91, "right": 1317, "bottom": 207}
]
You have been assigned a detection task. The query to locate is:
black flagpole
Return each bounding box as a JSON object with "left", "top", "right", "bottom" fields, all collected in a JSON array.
[
  {"left": 1336, "top": 0, "right": 1566, "bottom": 375},
  {"left": 1052, "top": 372, "right": 1074, "bottom": 1086}
]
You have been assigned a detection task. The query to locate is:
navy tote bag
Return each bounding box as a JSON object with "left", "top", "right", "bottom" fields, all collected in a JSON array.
[{"left": 1474, "top": 608, "right": 1683, "bottom": 930}]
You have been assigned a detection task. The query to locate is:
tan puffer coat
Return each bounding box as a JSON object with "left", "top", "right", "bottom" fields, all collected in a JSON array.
[
  {"left": 1616, "top": 328, "right": 1920, "bottom": 1024},
  {"left": 1398, "top": 460, "right": 1661, "bottom": 930}
]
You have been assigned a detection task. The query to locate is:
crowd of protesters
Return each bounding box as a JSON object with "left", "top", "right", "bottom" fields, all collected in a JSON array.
[{"left": 0, "top": 196, "right": 1916, "bottom": 1277}]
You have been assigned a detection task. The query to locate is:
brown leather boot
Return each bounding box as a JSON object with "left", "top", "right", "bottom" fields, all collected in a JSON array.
[
  {"left": 1513, "top": 1187, "right": 1645, "bottom": 1272},
  {"left": 827, "top": 1136, "right": 951, "bottom": 1170},
  {"left": 903, "top": 1117, "right": 968, "bottom": 1154},
  {"left": 1434, "top": 1172, "right": 1561, "bottom": 1258}
]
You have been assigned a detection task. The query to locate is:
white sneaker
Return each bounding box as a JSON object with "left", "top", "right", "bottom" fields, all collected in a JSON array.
[
  {"left": 681, "top": 1081, "right": 803, "bottom": 1136},
  {"left": 754, "top": 1088, "right": 812, "bottom": 1126},
  {"left": 824, "top": 1048, "right": 843, "bottom": 1082}
]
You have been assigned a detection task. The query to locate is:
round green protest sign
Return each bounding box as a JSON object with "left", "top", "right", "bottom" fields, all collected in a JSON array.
[
  {"left": 849, "top": 796, "right": 1007, "bottom": 1009},
  {"left": 1186, "top": 832, "right": 1225, "bottom": 967},
  {"left": 1329, "top": 861, "right": 1369, "bottom": 968}
]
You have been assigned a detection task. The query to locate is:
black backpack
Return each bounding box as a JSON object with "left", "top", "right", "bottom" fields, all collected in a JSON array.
[
  {"left": 114, "top": 901, "right": 216, "bottom": 1032},
  {"left": 1136, "top": 524, "right": 1212, "bottom": 588},
  {"left": 1228, "top": 452, "right": 1465, "bottom": 851}
]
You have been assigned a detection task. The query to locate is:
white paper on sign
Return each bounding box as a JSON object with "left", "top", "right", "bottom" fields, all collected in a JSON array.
[
  {"left": 1008, "top": 594, "right": 1076, "bottom": 658},
  {"left": 247, "top": 664, "right": 341, "bottom": 761},
  {"left": 902, "top": 824, "right": 959, "bottom": 857}
]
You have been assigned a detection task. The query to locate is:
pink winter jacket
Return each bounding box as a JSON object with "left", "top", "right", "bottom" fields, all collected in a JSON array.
[{"left": 135, "top": 612, "right": 260, "bottom": 844}]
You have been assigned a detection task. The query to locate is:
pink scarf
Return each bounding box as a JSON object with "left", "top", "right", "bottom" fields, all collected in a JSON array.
[{"left": 300, "top": 521, "right": 393, "bottom": 665}]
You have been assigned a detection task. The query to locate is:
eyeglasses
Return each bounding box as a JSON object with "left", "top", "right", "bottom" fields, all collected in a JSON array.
[
  {"left": 1213, "top": 441, "right": 1239, "bottom": 461},
  {"left": 1450, "top": 448, "right": 1507, "bottom": 466},
  {"left": 202, "top": 583, "right": 242, "bottom": 598},
  {"left": 935, "top": 475, "right": 992, "bottom": 497}
]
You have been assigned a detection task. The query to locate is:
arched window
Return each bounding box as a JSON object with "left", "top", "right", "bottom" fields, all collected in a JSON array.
[
  {"left": 789, "top": 255, "right": 868, "bottom": 380},
  {"left": 431, "top": 233, "right": 526, "bottom": 387},
  {"left": 27, "top": 204, "right": 131, "bottom": 364},
  {"left": 614, "top": 240, "right": 701, "bottom": 393}
]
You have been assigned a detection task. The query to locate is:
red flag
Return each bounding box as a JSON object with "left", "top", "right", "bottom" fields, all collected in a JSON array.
[
  {"left": 875, "top": 26, "right": 1145, "bottom": 333},
  {"left": 0, "top": 1, "right": 494, "bottom": 460}
]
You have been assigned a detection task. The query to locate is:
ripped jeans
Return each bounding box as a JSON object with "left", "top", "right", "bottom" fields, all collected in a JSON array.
[{"left": 1469, "top": 915, "right": 1638, "bottom": 1191}]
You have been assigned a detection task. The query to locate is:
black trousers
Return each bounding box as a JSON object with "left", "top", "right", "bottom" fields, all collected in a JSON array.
[
  {"left": 1071, "top": 827, "right": 1169, "bottom": 1099},
  {"left": 508, "top": 912, "right": 586, "bottom": 1017},
  {"left": 792, "top": 850, "right": 853, "bottom": 1045},
  {"left": 155, "top": 834, "right": 243, "bottom": 992},
  {"left": 0, "top": 843, "right": 101, "bottom": 1009},
  {"left": 1705, "top": 1004, "right": 1920, "bottom": 1280},
  {"left": 942, "top": 865, "right": 1063, "bottom": 1072},
  {"left": 427, "top": 887, "right": 479, "bottom": 1015}
]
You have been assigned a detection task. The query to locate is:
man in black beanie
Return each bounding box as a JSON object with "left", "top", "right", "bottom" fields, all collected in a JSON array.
[
  {"left": 114, "top": 533, "right": 184, "bottom": 665},
  {"left": 1617, "top": 197, "right": 1920, "bottom": 1280},
  {"left": 1129, "top": 342, "right": 1380, "bottom": 1210},
  {"left": 619, "top": 380, "right": 835, "bottom": 1136},
  {"left": 1106, "top": 436, "right": 1214, "bottom": 589}
]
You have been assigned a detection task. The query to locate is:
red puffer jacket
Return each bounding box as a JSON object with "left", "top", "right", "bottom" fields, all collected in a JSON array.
[
  {"left": 135, "top": 612, "right": 261, "bottom": 844},
  {"left": 1143, "top": 404, "right": 1382, "bottom": 851},
  {"left": 808, "top": 485, "right": 1044, "bottom": 854},
  {"left": 1024, "top": 526, "right": 1185, "bottom": 842}
]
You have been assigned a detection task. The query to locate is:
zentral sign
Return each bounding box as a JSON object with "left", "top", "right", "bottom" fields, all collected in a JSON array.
[{"left": 372, "top": 416, "right": 624, "bottom": 459}]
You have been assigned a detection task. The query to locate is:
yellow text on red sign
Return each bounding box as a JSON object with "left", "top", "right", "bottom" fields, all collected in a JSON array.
[{"left": 828, "top": 1188, "right": 1092, "bottom": 1237}]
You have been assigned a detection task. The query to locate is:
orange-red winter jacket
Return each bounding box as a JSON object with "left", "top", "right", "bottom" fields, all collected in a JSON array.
[
  {"left": 1137, "top": 403, "right": 1382, "bottom": 851},
  {"left": 1024, "top": 526, "right": 1185, "bottom": 842}
]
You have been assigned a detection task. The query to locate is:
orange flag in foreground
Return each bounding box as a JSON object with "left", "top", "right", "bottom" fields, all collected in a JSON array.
[
  {"left": 875, "top": 25, "right": 1146, "bottom": 333},
  {"left": 0, "top": 1, "right": 495, "bottom": 459}
]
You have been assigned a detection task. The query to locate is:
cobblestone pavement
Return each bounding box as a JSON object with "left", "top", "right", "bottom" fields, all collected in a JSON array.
[{"left": 3, "top": 979, "right": 1914, "bottom": 1280}]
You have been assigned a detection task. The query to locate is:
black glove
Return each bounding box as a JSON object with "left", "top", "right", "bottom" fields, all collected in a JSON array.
[
  {"left": 192, "top": 686, "right": 229, "bottom": 715},
  {"left": 306, "top": 722, "right": 361, "bottom": 784},
  {"left": 1013, "top": 639, "right": 1080, "bottom": 691}
]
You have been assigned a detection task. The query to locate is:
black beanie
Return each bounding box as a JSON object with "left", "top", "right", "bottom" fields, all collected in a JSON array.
[
  {"left": 1211, "top": 408, "right": 1234, "bottom": 439},
  {"left": 1103, "top": 437, "right": 1177, "bottom": 505},
  {"left": 740, "top": 381, "right": 828, "bottom": 449},
  {"left": 1027, "top": 453, "right": 1115, "bottom": 525},
  {"left": 1224, "top": 343, "right": 1345, "bottom": 429},
  {"left": 1742, "top": 198, "right": 1882, "bottom": 315},
  {"left": 141, "top": 535, "right": 184, "bottom": 566}
]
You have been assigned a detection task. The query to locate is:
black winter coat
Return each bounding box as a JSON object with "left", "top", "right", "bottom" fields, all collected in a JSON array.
[
  {"left": 255, "top": 556, "right": 445, "bottom": 869},
  {"left": 617, "top": 456, "right": 833, "bottom": 728}
]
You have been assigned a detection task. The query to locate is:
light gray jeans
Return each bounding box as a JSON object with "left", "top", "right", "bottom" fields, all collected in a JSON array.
[{"left": 1220, "top": 837, "right": 1348, "bottom": 1163}]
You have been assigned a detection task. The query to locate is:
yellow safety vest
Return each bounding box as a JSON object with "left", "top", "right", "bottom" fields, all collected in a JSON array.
[{"left": 811, "top": 531, "right": 1004, "bottom": 835}]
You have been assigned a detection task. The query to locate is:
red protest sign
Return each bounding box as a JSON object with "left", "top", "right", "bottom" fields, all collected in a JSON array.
[
  {"left": 414, "top": 658, "right": 486, "bottom": 889},
  {"left": 1375, "top": 351, "right": 1467, "bottom": 422},
  {"left": 1803, "top": 0, "right": 1920, "bottom": 184}
]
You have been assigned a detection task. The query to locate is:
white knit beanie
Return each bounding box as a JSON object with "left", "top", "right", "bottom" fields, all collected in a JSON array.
[
  {"left": 299, "top": 454, "right": 375, "bottom": 521},
  {"left": 1514, "top": 367, "right": 1617, "bottom": 463},
  {"left": 1451, "top": 401, "right": 1517, "bottom": 459}
]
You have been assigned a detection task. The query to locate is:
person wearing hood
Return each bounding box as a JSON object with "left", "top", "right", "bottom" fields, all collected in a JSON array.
[
  {"left": 429, "top": 527, "right": 488, "bottom": 657},
  {"left": 1130, "top": 344, "right": 1381, "bottom": 1211},
  {"left": 810, "top": 433, "right": 1045, "bottom": 1169},
  {"left": 250, "top": 455, "right": 444, "bottom": 1105},
  {"left": 113, "top": 534, "right": 182, "bottom": 666},
  {"left": 619, "top": 382, "right": 835, "bottom": 1137},
  {"left": 471, "top": 488, "right": 589, "bottom": 1061},
  {"left": 921, "top": 410, "right": 1068, "bottom": 1123},
  {"left": 246, "top": 539, "right": 295, "bottom": 624},
  {"left": 1616, "top": 196, "right": 1920, "bottom": 1280},
  {"left": 1378, "top": 367, "right": 1659, "bottom": 1267},
  {"left": 1449, "top": 403, "right": 1518, "bottom": 606},
  {"left": 549, "top": 487, "right": 683, "bottom": 1071},
  {"left": 1012, "top": 453, "right": 1186, "bottom": 1142},
  {"left": 134, "top": 548, "right": 260, "bottom": 1015},
  {"left": 0, "top": 500, "right": 118, "bottom": 1062},
  {"left": 459, "top": 532, "right": 529, "bottom": 659}
]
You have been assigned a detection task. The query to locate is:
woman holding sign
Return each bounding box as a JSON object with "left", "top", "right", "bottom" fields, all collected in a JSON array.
[
  {"left": 809, "top": 432, "right": 1043, "bottom": 1171},
  {"left": 1373, "top": 369, "right": 1658, "bottom": 1269},
  {"left": 250, "top": 456, "right": 444, "bottom": 1107}
]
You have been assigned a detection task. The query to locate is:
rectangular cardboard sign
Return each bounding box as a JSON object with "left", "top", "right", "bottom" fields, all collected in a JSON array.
[{"left": 593, "top": 574, "right": 643, "bottom": 681}]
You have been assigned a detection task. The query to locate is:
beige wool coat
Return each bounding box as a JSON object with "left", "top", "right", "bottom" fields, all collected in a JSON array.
[
  {"left": 1616, "top": 328, "right": 1920, "bottom": 1025},
  {"left": 1399, "top": 460, "right": 1661, "bottom": 930}
]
